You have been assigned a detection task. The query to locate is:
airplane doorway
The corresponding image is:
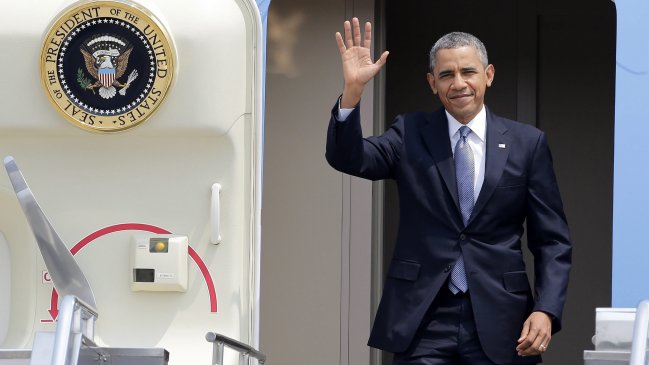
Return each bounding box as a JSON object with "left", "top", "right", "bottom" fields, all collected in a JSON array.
[{"left": 375, "top": 1, "right": 616, "bottom": 364}]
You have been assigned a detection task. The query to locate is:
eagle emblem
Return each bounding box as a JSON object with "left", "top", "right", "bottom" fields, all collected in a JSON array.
[{"left": 78, "top": 35, "right": 139, "bottom": 99}]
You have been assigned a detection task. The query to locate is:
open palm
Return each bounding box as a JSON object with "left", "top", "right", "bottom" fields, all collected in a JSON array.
[{"left": 335, "top": 18, "right": 388, "bottom": 107}]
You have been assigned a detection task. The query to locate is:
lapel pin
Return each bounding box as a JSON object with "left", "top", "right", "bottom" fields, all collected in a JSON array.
[{"left": 498, "top": 143, "right": 506, "bottom": 149}]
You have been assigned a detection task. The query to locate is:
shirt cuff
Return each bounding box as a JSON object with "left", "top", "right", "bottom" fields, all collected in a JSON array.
[{"left": 336, "top": 97, "right": 355, "bottom": 121}]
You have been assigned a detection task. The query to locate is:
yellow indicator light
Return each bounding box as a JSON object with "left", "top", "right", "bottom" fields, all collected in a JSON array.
[
  {"left": 154, "top": 241, "right": 167, "bottom": 252},
  {"left": 149, "top": 238, "right": 169, "bottom": 253}
]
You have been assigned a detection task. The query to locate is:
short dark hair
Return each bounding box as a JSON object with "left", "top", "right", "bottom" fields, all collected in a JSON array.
[{"left": 429, "top": 32, "right": 488, "bottom": 70}]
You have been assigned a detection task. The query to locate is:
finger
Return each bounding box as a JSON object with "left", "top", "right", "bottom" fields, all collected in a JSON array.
[
  {"left": 528, "top": 333, "right": 548, "bottom": 355},
  {"left": 375, "top": 51, "right": 389, "bottom": 68},
  {"left": 519, "top": 335, "right": 549, "bottom": 356},
  {"left": 335, "top": 32, "right": 346, "bottom": 56},
  {"left": 518, "top": 319, "right": 530, "bottom": 343},
  {"left": 519, "top": 329, "right": 551, "bottom": 356},
  {"left": 517, "top": 326, "right": 539, "bottom": 352},
  {"left": 343, "top": 20, "right": 353, "bottom": 49},
  {"left": 363, "top": 22, "right": 372, "bottom": 49},
  {"left": 535, "top": 331, "right": 551, "bottom": 352},
  {"left": 539, "top": 338, "right": 552, "bottom": 354},
  {"left": 352, "top": 17, "right": 361, "bottom": 46}
]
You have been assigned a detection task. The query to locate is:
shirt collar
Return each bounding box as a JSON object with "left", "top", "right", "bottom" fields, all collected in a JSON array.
[{"left": 446, "top": 106, "right": 487, "bottom": 143}]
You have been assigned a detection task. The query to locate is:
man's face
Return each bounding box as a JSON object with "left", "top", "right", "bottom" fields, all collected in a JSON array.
[{"left": 427, "top": 46, "right": 495, "bottom": 124}]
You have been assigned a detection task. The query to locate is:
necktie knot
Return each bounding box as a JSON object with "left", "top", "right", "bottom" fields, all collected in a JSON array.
[{"left": 459, "top": 126, "right": 472, "bottom": 140}]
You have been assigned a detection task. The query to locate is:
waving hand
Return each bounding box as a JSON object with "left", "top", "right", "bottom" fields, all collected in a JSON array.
[{"left": 335, "top": 18, "right": 389, "bottom": 108}]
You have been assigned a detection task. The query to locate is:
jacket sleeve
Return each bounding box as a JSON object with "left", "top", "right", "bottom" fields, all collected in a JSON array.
[
  {"left": 325, "top": 99, "right": 403, "bottom": 181},
  {"left": 525, "top": 132, "right": 572, "bottom": 333}
]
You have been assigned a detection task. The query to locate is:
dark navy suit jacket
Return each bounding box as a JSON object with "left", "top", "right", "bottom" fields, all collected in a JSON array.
[{"left": 325, "top": 103, "right": 572, "bottom": 365}]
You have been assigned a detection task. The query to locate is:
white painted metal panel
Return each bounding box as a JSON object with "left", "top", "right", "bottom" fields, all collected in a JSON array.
[
  {"left": 0, "top": 233, "right": 9, "bottom": 345},
  {"left": 0, "top": 0, "right": 263, "bottom": 363}
]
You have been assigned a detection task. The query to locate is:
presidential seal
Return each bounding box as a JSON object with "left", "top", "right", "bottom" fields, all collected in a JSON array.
[{"left": 41, "top": 1, "right": 175, "bottom": 132}]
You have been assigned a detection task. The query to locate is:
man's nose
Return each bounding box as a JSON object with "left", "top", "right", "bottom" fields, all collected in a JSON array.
[{"left": 452, "top": 73, "right": 468, "bottom": 89}]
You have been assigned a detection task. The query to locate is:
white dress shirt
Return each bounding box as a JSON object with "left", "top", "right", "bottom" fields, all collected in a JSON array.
[
  {"left": 447, "top": 107, "right": 486, "bottom": 202},
  {"left": 337, "top": 103, "right": 487, "bottom": 201}
]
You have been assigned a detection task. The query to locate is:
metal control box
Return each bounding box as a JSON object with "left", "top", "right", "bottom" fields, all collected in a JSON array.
[{"left": 130, "top": 235, "right": 188, "bottom": 292}]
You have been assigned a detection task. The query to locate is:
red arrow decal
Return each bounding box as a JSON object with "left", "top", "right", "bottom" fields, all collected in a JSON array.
[
  {"left": 49, "top": 223, "right": 218, "bottom": 317},
  {"left": 48, "top": 289, "right": 59, "bottom": 320},
  {"left": 188, "top": 248, "right": 217, "bottom": 312}
]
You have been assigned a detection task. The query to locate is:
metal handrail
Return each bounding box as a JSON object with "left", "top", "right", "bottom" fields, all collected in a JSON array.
[
  {"left": 629, "top": 299, "right": 649, "bottom": 365},
  {"left": 205, "top": 332, "right": 266, "bottom": 365},
  {"left": 51, "top": 295, "right": 98, "bottom": 365}
]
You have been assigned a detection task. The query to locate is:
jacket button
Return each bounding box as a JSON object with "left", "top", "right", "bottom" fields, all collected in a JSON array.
[
  {"left": 459, "top": 234, "right": 466, "bottom": 240},
  {"left": 444, "top": 265, "right": 452, "bottom": 272}
]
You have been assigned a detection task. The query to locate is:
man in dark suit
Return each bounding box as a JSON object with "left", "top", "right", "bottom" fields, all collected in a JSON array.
[{"left": 326, "top": 18, "right": 572, "bottom": 365}]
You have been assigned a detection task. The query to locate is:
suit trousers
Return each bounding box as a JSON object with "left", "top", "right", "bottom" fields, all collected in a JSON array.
[{"left": 392, "top": 285, "right": 534, "bottom": 365}]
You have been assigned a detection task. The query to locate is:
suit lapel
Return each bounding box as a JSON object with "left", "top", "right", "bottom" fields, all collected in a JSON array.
[
  {"left": 469, "top": 110, "right": 511, "bottom": 224},
  {"left": 420, "top": 110, "right": 460, "bottom": 213}
]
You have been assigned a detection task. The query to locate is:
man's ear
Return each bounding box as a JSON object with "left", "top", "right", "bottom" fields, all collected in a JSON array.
[
  {"left": 427, "top": 73, "right": 437, "bottom": 94},
  {"left": 485, "top": 64, "right": 495, "bottom": 87}
]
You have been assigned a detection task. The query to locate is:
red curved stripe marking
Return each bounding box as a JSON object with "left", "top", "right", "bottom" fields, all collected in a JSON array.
[{"left": 54, "top": 223, "right": 217, "bottom": 313}]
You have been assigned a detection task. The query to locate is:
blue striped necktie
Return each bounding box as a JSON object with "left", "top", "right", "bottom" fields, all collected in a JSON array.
[{"left": 449, "top": 126, "right": 473, "bottom": 294}]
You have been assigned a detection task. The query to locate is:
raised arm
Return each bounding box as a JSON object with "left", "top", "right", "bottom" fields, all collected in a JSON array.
[{"left": 335, "top": 18, "right": 389, "bottom": 108}]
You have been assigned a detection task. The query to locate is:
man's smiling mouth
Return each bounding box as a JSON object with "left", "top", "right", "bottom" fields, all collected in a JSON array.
[
  {"left": 450, "top": 93, "right": 473, "bottom": 100},
  {"left": 449, "top": 94, "right": 473, "bottom": 101}
]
